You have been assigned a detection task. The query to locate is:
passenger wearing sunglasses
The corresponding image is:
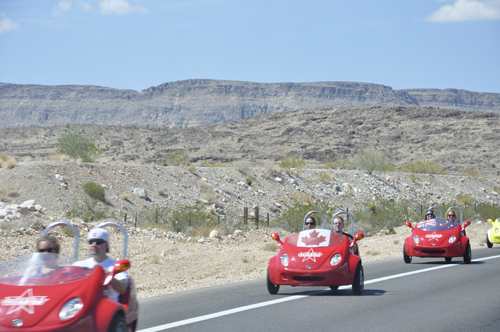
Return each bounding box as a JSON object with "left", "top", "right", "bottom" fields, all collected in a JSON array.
[
  {"left": 25, "top": 236, "right": 60, "bottom": 276},
  {"left": 73, "top": 228, "right": 128, "bottom": 302},
  {"left": 446, "top": 212, "right": 457, "bottom": 222},
  {"left": 305, "top": 217, "right": 316, "bottom": 229}
]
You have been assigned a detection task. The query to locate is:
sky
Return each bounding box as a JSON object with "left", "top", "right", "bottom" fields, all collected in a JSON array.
[{"left": 0, "top": 0, "right": 499, "bottom": 93}]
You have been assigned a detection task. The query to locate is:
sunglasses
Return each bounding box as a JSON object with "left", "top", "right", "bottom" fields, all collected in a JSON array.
[
  {"left": 89, "top": 239, "right": 106, "bottom": 245},
  {"left": 38, "top": 248, "right": 56, "bottom": 253},
  {"left": 448, "top": 214, "right": 456, "bottom": 217},
  {"left": 305, "top": 223, "right": 315, "bottom": 225}
]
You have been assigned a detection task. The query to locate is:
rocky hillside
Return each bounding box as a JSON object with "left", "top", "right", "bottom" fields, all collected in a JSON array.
[
  {"left": 1, "top": 80, "right": 499, "bottom": 128},
  {"left": 2, "top": 106, "right": 499, "bottom": 176}
]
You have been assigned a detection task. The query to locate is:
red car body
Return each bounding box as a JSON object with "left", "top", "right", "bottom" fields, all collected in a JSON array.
[
  {"left": 403, "top": 218, "right": 471, "bottom": 264},
  {"left": 0, "top": 255, "right": 138, "bottom": 332},
  {"left": 267, "top": 228, "right": 364, "bottom": 294}
]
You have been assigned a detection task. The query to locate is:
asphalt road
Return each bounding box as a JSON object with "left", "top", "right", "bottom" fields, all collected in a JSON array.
[{"left": 137, "top": 247, "right": 500, "bottom": 332}]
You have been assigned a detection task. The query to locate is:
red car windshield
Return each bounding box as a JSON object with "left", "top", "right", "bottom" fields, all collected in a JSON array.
[
  {"left": 416, "top": 219, "right": 459, "bottom": 231},
  {"left": 285, "top": 229, "right": 346, "bottom": 247},
  {"left": 0, "top": 254, "right": 97, "bottom": 286}
]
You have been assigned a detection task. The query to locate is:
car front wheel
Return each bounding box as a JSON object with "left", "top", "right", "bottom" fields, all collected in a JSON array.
[
  {"left": 487, "top": 234, "right": 493, "bottom": 248},
  {"left": 463, "top": 242, "right": 472, "bottom": 264},
  {"left": 352, "top": 263, "right": 364, "bottom": 295},
  {"left": 267, "top": 268, "right": 279, "bottom": 295},
  {"left": 108, "top": 314, "right": 127, "bottom": 332},
  {"left": 403, "top": 245, "right": 412, "bottom": 264}
]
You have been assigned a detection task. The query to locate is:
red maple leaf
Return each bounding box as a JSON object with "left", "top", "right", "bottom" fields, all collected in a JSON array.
[{"left": 301, "top": 230, "right": 327, "bottom": 246}]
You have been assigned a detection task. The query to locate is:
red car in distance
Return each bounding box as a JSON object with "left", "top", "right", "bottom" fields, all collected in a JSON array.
[
  {"left": 267, "top": 211, "right": 364, "bottom": 295},
  {"left": 403, "top": 206, "right": 471, "bottom": 264}
]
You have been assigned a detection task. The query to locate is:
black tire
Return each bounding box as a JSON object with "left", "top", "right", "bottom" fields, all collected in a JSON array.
[
  {"left": 108, "top": 314, "right": 127, "bottom": 332},
  {"left": 403, "top": 245, "right": 412, "bottom": 264},
  {"left": 463, "top": 242, "right": 471, "bottom": 264},
  {"left": 330, "top": 286, "right": 339, "bottom": 291},
  {"left": 267, "top": 268, "right": 279, "bottom": 295},
  {"left": 487, "top": 235, "right": 493, "bottom": 248},
  {"left": 352, "top": 263, "right": 364, "bottom": 295},
  {"left": 445, "top": 257, "right": 452, "bottom": 263}
]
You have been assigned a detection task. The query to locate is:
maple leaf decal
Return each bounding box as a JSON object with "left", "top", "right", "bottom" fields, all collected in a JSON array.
[{"left": 301, "top": 230, "right": 327, "bottom": 246}]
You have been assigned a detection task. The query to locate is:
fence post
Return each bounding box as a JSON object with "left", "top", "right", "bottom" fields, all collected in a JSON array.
[
  {"left": 124, "top": 213, "right": 127, "bottom": 224},
  {"left": 255, "top": 206, "right": 259, "bottom": 229},
  {"left": 244, "top": 207, "right": 248, "bottom": 224}
]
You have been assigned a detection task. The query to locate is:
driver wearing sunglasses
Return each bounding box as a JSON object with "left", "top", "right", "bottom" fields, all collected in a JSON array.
[
  {"left": 73, "top": 228, "right": 128, "bottom": 302},
  {"left": 447, "top": 212, "right": 456, "bottom": 222}
]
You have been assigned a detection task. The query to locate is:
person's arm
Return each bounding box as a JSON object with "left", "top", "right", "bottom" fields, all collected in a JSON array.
[{"left": 110, "top": 277, "right": 127, "bottom": 294}]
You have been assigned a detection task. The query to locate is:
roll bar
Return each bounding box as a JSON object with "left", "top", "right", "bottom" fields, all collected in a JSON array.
[
  {"left": 42, "top": 221, "right": 80, "bottom": 262},
  {"left": 303, "top": 211, "right": 327, "bottom": 230},
  {"left": 331, "top": 211, "right": 355, "bottom": 237},
  {"left": 96, "top": 221, "right": 128, "bottom": 259}
]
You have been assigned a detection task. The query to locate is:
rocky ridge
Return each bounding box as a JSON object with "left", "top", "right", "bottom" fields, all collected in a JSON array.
[{"left": 1, "top": 80, "right": 499, "bottom": 128}]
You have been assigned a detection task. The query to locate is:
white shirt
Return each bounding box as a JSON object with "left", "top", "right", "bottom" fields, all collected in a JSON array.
[{"left": 73, "top": 257, "right": 128, "bottom": 302}]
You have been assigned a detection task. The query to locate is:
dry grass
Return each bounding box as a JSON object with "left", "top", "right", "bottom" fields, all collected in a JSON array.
[
  {"left": 122, "top": 192, "right": 133, "bottom": 201},
  {"left": 186, "top": 164, "right": 196, "bottom": 174},
  {"left": 0, "top": 155, "right": 16, "bottom": 169},
  {"left": 99, "top": 158, "right": 108, "bottom": 164},
  {"left": 50, "top": 154, "right": 70, "bottom": 161},
  {"left": 262, "top": 242, "right": 279, "bottom": 251}
]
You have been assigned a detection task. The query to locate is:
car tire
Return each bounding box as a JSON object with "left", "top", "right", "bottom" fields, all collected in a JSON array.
[
  {"left": 463, "top": 242, "right": 471, "bottom": 264},
  {"left": 352, "top": 263, "right": 364, "bottom": 295},
  {"left": 487, "top": 235, "right": 493, "bottom": 248},
  {"left": 108, "top": 314, "right": 127, "bottom": 332},
  {"left": 445, "top": 257, "right": 452, "bottom": 263},
  {"left": 403, "top": 245, "right": 412, "bottom": 264},
  {"left": 267, "top": 268, "right": 279, "bottom": 295},
  {"left": 330, "top": 286, "right": 339, "bottom": 291}
]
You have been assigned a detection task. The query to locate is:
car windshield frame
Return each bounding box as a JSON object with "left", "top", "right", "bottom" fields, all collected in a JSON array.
[{"left": 0, "top": 254, "right": 97, "bottom": 286}]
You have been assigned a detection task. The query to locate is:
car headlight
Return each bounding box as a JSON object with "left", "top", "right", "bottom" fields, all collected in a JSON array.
[
  {"left": 413, "top": 235, "right": 419, "bottom": 244},
  {"left": 281, "top": 254, "right": 289, "bottom": 267},
  {"left": 59, "top": 297, "right": 83, "bottom": 320},
  {"left": 330, "top": 254, "right": 341, "bottom": 266},
  {"left": 495, "top": 228, "right": 499, "bottom": 234},
  {"left": 448, "top": 235, "right": 456, "bottom": 244}
]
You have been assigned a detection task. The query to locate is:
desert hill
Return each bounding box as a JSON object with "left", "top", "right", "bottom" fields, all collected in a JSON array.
[
  {"left": 1, "top": 80, "right": 499, "bottom": 128},
  {"left": 2, "top": 105, "right": 499, "bottom": 176}
]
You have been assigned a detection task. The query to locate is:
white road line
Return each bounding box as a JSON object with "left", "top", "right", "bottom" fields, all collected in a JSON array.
[{"left": 137, "top": 254, "right": 500, "bottom": 332}]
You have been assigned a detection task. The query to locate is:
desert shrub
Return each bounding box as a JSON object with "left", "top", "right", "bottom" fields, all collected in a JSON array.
[
  {"left": 264, "top": 161, "right": 278, "bottom": 178},
  {"left": 352, "top": 150, "right": 391, "bottom": 173},
  {"left": 323, "top": 157, "right": 351, "bottom": 170},
  {"left": 234, "top": 160, "right": 252, "bottom": 175},
  {"left": 198, "top": 180, "right": 218, "bottom": 203},
  {"left": 460, "top": 168, "right": 481, "bottom": 179},
  {"left": 186, "top": 164, "right": 196, "bottom": 174},
  {"left": 494, "top": 185, "right": 500, "bottom": 193},
  {"left": 456, "top": 194, "right": 474, "bottom": 205},
  {"left": 263, "top": 242, "right": 279, "bottom": 251},
  {"left": 317, "top": 171, "right": 331, "bottom": 183},
  {"left": 280, "top": 153, "right": 306, "bottom": 170},
  {"left": 0, "top": 155, "right": 16, "bottom": 169},
  {"left": 122, "top": 192, "right": 133, "bottom": 201},
  {"left": 50, "top": 154, "right": 70, "bottom": 161},
  {"left": 352, "top": 199, "right": 420, "bottom": 235},
  {"left": 399, "top": 161, "right": 445, "bottom": 174},
  {"left": 474, "top": 203, "right": 500, "bottom": 221},
  {"left": 99, "top": 158, "right": 108, "bottom": 164},
  {"left": 66, "top": 200, "right": 113, "bottom": 223},
  {"left": 57, "top": 130, "right": 101, "bottom": 162},
  {"left": 245, "top": 175, "right": 253, "bottom": 186},
  {"left": 83, "top": 182, "right": 106, "bottom": 201},
  {"left": 290, "top": 192, "right": 315, "bottom": 205},
  {"left": 164, "top": 152, "right": 188, "bottom": 166},
  {"left": 273, "top": 200, "right": 333, "bottom": 232},
  {"left": 170, "top": 204, "right": 218, "bottom": 234}
]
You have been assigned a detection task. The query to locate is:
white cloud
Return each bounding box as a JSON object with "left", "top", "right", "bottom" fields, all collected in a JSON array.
[
  {"left": 0, "top": 13, "right": 20, "bottom": 35},
  {"left": 52, "top": 1, "right": 72, "bottom": 18},
  {"left": 98, "top": 0, "right": 148, "bottom": 15},
  {"left": 427, "top": 0, "right": 500, "bottom": 22},
  {"left": 76, "top": 0, "right": 94, "bottom": 12}
]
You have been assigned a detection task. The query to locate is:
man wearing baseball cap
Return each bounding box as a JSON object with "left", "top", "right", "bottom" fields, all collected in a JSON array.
[{"left": 73, "top": 228, "right": 128, "bottom": 302}]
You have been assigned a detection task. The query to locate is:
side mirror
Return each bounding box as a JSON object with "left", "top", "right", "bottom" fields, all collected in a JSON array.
[
  {"left": 488, "top": 219, "right": 494, "bottom": 225},
  {"left": 350, "top": 233, "right": 364, "bottom": 248},
  {"left": 405, "top": 221, "right": 414, "bottom": 230},
  {"left": 271, "top": 233, "right": 283, "bottom": 246},
  {"left": 104, "top": 259, "right": 130, "bottom": 286},
  {"left": 462, "top": 220, "right": 471, "bottom": 230}
]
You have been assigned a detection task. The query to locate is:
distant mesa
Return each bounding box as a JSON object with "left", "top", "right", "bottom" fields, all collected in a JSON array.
[{"left": 1, "top": 79, "right": 499, "bottom": 128}]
